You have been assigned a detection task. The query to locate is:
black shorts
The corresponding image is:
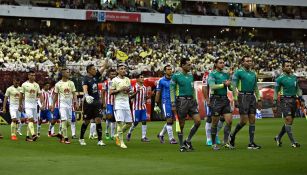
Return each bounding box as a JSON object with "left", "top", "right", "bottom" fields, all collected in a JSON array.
[
  {"left": 280, "top": 97, "right": 297, "bottom": 118},
  {"left": 83, "top": 101, "right": 102, "bottom": 120},
  {"left": 238, "top": 93, "right": 257, "bottom": 115},
  {"left": 210, "top": 95, "right": 231, "bottom": 116},
  {"left": 176, "top": 97, "right": 199, "bottom": 119}
]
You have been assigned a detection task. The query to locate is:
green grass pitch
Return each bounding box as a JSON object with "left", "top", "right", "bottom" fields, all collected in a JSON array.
[{"left": 0, "top": 118, "right": 306, "bottom": 175}]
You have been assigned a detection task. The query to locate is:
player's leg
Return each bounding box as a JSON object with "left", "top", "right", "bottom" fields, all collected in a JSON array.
[
  {"left": 184, "top": 98, "right": 201, "bottom": 150},
  {"left": 105, "top": 119, "right": 110, "bottom": 139},
  {"left": 25, "top": 108, "right": 38, "bottom": 141},
  {"left": 127, "top": 110, "right": 139, "bottom": 141},
  {"left": 247, "top": 95, "right": 261, "bottom": 149},
  {"left": 223, "top": 113, "right": 233, "bottom": 148},
  {"left": 209, "top": 97, "right": 222, "bottom": 150},
  {"left": 71, "top": 111, "right": 77, "bottom": 139},
  {"left": 59, "top": 108, "right": 70, "bottom": 144},
  {"left": 114, "top": 109, "right": 130, "bottom": 148},
  {"left": 17, "top": 112, "right": 25, "bottom": 136},
  {"left": 216, "top": 117, "right": 224, "bottom": 145},
  {"left": 89, "top": 119, "right": 96, "bottom": 139},
  {"left": 284, "top": 98, "right": 299, "bottom": 147},
  {"left": 9, "top": 108, "right": 18, "bottom": 140},
  {"left": 141, "top": 110, "right": 149, "bottom": 142},
  {"left": 157, "top": 103, "right": 168, "bottom": 143},
  {"left": 109, "top": 113, "right": 116, "bottom": 139},
  {"left": 176, "top": 98, "right": 187, "bottom": 152},
  {"left": 230, "top": 94, "right": 248, "bottom": 147},
  {"left": 79, "top": 104, "right": 91, "bottom": 145}
]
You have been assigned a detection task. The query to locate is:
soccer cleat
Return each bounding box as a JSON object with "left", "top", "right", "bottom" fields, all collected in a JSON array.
[
  {"left": 97, "top": 140, "right": 106, "bottom": 146},
  {"left": 224, "top": 143, "right": 235, "bottom": 149},
  {"left": 71, "top": 135, "right": 78, "bottom": 139},
  {"left": 105, "top": 133, "right": 111, "bottom": 140},
  {"left": 157, "top": 134, "right": 165, "bottom": 143},
  {"left": 141, "top": 137, "right": 150, "bottom": 142},
  {"left": 25, "top": 136, "right": 33, "bottom": 142},
  {"left": 291, "top": 142, "right": 300, "bottom": 148},
  {"left": 17, "top": 130, "right": 23, "bottom": 136},
  {"left": 212, "top": 144, "right": 220, "bottom": 151},
  {"left": 89, "top": 135, "right": 94, "bottom": 139},
  {"left": 115, "top": 136, "right": 120, "bottom": 146},
  {"left": 169, "top": 138, "right": 178, "bottom": 144},
  {"left": 64, "top": 138, "right": 71, "bottom": 144},
  {"left": 37, "top": 133, "right": 40, "bottom": 138},
  {"left": 79, "top": 139, "right": 87, "bottom": 146},
  {"left": 248, "top": 142, "right": 262, "bottom": 149},
  {"left": 183, "top": 140, "right": 194, "bottom": 150},
  {"left": 11, "top": 135, "right": 18, "bottom": 141},
  {"left": 229, "top": 134, "right": 235, "bottom": 147},
  {"left": 179, "top": 146, "right": 188, "bottom": 152},
  {"left": 206, "top": 139, "right": 212, "bottom": 146},
  {"left": 126, "top": 133, "right": 131, "bottom": 141},
  {"left": 216, "top": 136, "right": 221, "bottom": 145},
  {"left": 274, "top": 136, "right": 282, "bottom": 147},
  {"left": 120, "top": 142, "right": 127, "bottom": 149},
  {"left": 32, "top": 135, "right": 38, "bottom": 141}
]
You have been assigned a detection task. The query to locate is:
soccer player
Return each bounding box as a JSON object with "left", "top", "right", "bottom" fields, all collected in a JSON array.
[
  {"left": 79, "top": 63, "right": 107, "bottom": 146},
  {"left": 127, "top": 73, "right": 150, "bottom": 142},
  {"left": 207, "top": 58, "right": 234, "bottom": 150},
  {"left": 19, "top": 70, "right": 44, "bottom": 142},
  {"left": 110, "top": 63, "right": 133, "bottom": 149},
  {"left": 229, "top": 55, "right": 262, "bottom": 149},
  {"left": 170, "top": 58, "right": 201, "bottom": 152},
  {"left": 37, "top": 82, "right": 52, "bottom": 137},
  {"left": 155, "top": 65, "right": 177, "bottom": 144},
  {"left": 202, "top": 69, "right": 223, "bottom": 146},
  {"left": 273, "top": 61, "right": 303, "bottom": 148},
  {"left": 3, "top": 77, "right": 22, "bottom": 140},
  {"left": 102, "top": 69, "right": 117, "bottom": 140},
  {"left": 52, "top": 68, "right": 78, "bottom": 144}
]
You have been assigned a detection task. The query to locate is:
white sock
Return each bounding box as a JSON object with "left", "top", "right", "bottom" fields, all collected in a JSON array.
[
  {"left": 90, "top": 123, "right": 96, "bottom": 136},
  {"left": 48, "top": 123, "right": 53, "bottom": 132},
  {"left": 205, "top": 122, "right": 212, "bottom": 141},
  {"left": 166, "top": 125, "right": 174, "bottom": 140},
  {"left": 110, "top": 122, "right": 116, "bottom": 137},
  {"left": 159, "top": 123, "right": 167, "bottom": 136},
  {"left": 105, "top": 120, "right": 110, "bottom": 134},
  {"left": 51, "top": 125, "right": 55, "bottom": 134},
  {"left": 142, "top": 125, "right": 147, "bottom": 139},
  {"left": 37, "top": 124, "right": 41, "bottom": 134},
  {"left": 17, "top": 122, "right": 23, "bottom": 132},
  {"left": 128, "top": 123, "right": 137, "bottom": 134},
  {"left": 71, "top": 122, "right": 76, "bottom": 136},
  {"left": 217, "top": 120, "right": 224, "bottom": 133},
  {"left": 58, "top": 120, "right": 62, "bottom": 134}
]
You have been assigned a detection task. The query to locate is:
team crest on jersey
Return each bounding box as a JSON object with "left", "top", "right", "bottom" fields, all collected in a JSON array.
[
  {"left": 14, "top": 93, "right": 19, "bottom": 97},
  {"left": 29, "top": 89, "right": 36, "bottom": 94},
  {"left": 64, "top": 88, "right": 70, "bottom": 94}
]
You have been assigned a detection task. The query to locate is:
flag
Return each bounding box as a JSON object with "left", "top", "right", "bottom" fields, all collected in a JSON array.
[{"left": 116, "top": 50, "right": 128, "bottom": 61}]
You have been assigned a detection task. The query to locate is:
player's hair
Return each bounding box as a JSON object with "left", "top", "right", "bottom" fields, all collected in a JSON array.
[
  {"left": 86, "top": 64, "right": 95, "bottom": 73},
  {"left": 282, "top": 60, "right": 292, "bottom": 68},
  {"left": 43, "top": 81, "right": 50, "bottom": 86},
  {"left": 180, "top": 58, "right": 190, "bottom": 67},
  {"left": 107, "top": 68, "right": 117, "bottom": 75},
  {"left": 117, "top": 63, "right": 126, "bottom": 70},
  {"left": 241, "top": 55, "right": 251, "bottom": 63},
  {"left": 12, "top": 77, "right": 20, "bottom": 82},
  {"left": 135, "top": 72, "right": 144, "bottom": 78},
  {"left": 213, "top": 58, "right": 224, "bottom": 69},
  {"left": 28, "top": 70, "right": 35, "bottom": 74},
  {"left": 164, "top": 65, "right": 172, "bottom": 71}
]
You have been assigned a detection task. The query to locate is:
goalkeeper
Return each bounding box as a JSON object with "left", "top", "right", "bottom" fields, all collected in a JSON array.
[
  {"left": 78, "top": 63, "right": 108, "bottom": 146},
  {"left": 170, "top": 58, "right": 201, "bottom": 152},
  {"left": 155, "top": 65, "right": 177, "bottom": 144}
]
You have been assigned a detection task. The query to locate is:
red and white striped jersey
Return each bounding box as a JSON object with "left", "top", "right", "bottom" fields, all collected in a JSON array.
[
  {"left": 132, "top": 83, "right": 147, "bottom": 111},
  {"left": 50, "top": 88, "right": 59, "bottom": 108},
  {"left": 103, "top": 79, "right": 114, "bottom": 105},
  {"left": 41, "top": 89, "right": 51, "bottom": 110}
]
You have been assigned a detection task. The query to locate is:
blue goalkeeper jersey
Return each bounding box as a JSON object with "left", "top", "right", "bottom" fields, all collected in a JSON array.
[{"left": 156, "top": 76, "right": 172, "bottom": 104}]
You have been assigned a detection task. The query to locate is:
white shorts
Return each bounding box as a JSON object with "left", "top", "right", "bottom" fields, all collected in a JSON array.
[
  {"left": 25, "top": 108, "right": 38, "bottom": 120},
  {"left": 114, "top": 109, "right": 133, "bottom": 123},
  {"left": 60, "top": 107, "right": 72, "bottom": 121},
  {"left": 9, "top": 107, "right": 21, "bottom": 119}
]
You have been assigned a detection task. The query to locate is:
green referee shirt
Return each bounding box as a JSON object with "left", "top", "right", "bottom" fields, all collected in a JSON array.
[
  {"left": 273, "top": 73, "right": 302, "bottom": 101},
  {"left": 170, "top": 71, "right": 195, "bottom": 103},
  {"left": 208, "top": 70, "right": 232, "bottom": 96},
  {"left": 232, "top": 67, "right": 260, "bottom": 101}
]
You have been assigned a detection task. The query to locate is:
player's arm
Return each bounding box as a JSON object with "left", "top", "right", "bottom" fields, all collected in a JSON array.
[
  {"left": 98, "top": 60, "right": 109, "bottom": 75},
  {"left": 296, "top": 79, "right": 304, "bottom": 106},
  {"left": 3, "top": 89, "right": 9, "bottom": 113},
  {"left": 231, "top": 70, "right": 239, "bottom": 101},
  {"left": 101, "top": 87, "right": 106, "bottom": 108},
  {"left": 129, "top": 86, "right": 138, "bottom": 99},
  {"left": 254, "top": 75, "right": 261, "bottom": 102},
  {"left": 208, "top": 74, "right": 225, "bottom": 90},
  {"left": 273, "top": 77, "right": 281, "bottom": 105},
  {"left": 52, "top": 86, "right": 59, "bottom": 112},
  {"left": 72, "top": 82, "right": 78, "bottom": 110},
  {"left": 170, "top": 75, "right": 177, "bottom": 106},
  {"left": 18, "top": 86, "right": 24, "bottom": 112}
]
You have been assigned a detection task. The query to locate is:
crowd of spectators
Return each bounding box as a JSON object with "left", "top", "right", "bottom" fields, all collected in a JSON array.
[
  {"left": 1, "top": 0, "right": 306, "bottom": 19},
  {"left": 0, "top": 32, "right": 306, "bottom": 81}
]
